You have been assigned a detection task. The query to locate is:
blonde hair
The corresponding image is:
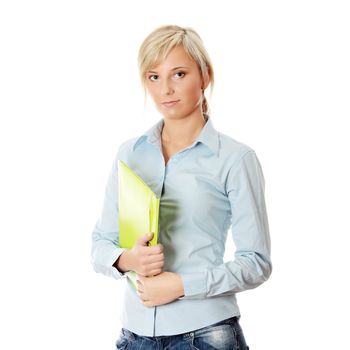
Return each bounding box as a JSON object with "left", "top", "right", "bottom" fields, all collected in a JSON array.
[{"left": 138, "top": 24, "right": 214, "bottom": 115}]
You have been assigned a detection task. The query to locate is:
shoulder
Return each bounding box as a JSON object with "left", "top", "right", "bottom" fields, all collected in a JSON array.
[
  {"left": 217, "top": 131, "right": 256, "bottom": 167},
  {"left": 111, "top": 136, "right": 142, "bottom": 165},
  {"left": 118, "top": 136, "right": 142, "bottom": 153},
  {"left": 116, "top": 118, "right": 162, "bottom": 156},
  {"left": 217, "top": 133, "right": 265, "bottom": 192}
]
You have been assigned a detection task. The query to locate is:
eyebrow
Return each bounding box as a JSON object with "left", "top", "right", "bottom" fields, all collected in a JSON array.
[{"left": 147, "top": 66, "right": 190, "bottom": 73}]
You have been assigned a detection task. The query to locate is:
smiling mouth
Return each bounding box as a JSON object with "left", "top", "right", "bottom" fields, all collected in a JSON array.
[{"left": 161, "top": 100, "right": 179, "bottom": 107}]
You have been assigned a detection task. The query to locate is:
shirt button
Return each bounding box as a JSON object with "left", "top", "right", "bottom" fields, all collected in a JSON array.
[{"left": 190, "top": 332, "right": 194, "bottom": 337}]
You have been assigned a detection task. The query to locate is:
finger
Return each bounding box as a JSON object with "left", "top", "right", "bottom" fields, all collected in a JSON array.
[
  {"left": 140, "top": 255, "right": 163, "bottom": 269},
  {"left": 149, "top": 253, "right": 165, "bottom": 263},
  {"left": 136, "top": 274, "right": 145, "bottom": 284},
  {"left": 136, "top": 280, "right": 144, "bottom": 292},
  {"left": 142, "top": 300, "right": 154, "bottom": 308},
  {"left": 138, "top": 292, "right": 148, "bottom": 302},
  {"left": 156, "top": 243, "right": 164, "bottom": 252},
  {"left": 147, "top": 260, "right": 164, "bottom": 271},
  {"left": 146, "top": 268, "right": 163, "bottom": 277},
  {"left": 135, "top": 280, "right": 146, "bottom": 297},
  {"left": 145, "top": 245, "right": 163, "bottom": 255},
  {"left": 136, "top": 232, "right": 153, "bottom": 246}
]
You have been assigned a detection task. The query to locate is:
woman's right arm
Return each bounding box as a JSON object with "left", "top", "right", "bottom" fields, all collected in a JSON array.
[
  {"left": 91, "top": 150, "right": 164, "bottom": 279},
  {"left": 91, "top": 152, "right": 127, "bottom": 279}
]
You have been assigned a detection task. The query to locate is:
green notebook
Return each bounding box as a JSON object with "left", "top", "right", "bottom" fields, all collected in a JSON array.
[{"left": 117, "top": 160, "right": 160, "bottom": 290}]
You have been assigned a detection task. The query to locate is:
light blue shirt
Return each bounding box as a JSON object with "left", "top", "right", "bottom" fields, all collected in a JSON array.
[{"left": 91, "top": 113, "right": 272, "bottom": 336}]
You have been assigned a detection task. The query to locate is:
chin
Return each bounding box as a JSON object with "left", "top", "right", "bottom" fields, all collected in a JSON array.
[{"left": 159, "top": 110, "right": 180, "bottom": 119}]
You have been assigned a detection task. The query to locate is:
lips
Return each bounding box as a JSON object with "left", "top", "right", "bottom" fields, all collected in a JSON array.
[{"left": 161, "top": 100, "right": 179, "bottom": 108}]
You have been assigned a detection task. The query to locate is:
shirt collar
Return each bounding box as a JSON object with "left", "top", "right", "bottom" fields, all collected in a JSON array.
[{"left": 132, "top": 113, "right": 219, "bottom": 156}]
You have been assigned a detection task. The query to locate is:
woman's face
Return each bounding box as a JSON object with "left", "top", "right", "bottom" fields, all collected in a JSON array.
[{"left": 145, "top": 45, "right": 209, "bottom": 121}]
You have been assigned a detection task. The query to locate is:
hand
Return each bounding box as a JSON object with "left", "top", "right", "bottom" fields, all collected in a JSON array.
[
  {"left": 117, "top": 232, "right": 164, "bottom": 277},
  {"left": 136, "top": 271, "right": 185, "bottom": 307}
]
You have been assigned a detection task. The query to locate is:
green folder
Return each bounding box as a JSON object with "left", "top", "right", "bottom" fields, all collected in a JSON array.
[{"left": 117, "top": 160, "right": 160, "bottom": 289}]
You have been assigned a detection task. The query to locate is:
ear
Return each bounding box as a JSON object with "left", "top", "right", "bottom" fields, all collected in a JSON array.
[{"left": 201, "top": 66, "right": 210, "bottom": 90}]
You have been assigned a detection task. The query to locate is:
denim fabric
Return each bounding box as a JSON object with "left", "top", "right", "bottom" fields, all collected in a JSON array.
[{"left": 115, "top": 316, "right": 249, "bottom": 349}]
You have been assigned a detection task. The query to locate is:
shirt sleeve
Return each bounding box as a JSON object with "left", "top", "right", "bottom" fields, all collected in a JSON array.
[
  {"left": 178, "top": 150, "right": 272, "bottom": 299},
  {"left": 90, "top": 150, "right": 128, "bottom": 280}
]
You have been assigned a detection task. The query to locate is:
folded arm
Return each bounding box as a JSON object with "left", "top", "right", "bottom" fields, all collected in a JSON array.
[{"left": 178, "top": 150, "right": 272, "bottom": 300}]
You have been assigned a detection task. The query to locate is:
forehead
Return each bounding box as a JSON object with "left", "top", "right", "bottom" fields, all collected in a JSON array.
[{"left": 150, "top": 45, "right": 196, "bottom": 71}]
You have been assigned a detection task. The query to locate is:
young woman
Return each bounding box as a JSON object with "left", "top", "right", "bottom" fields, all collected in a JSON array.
[{"left": 91, "top": 24, "right": 272, "bottom": 350}]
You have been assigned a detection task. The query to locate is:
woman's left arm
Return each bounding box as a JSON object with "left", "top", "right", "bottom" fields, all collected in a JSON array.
[
  {"left": 179, "top": 150, "right": 272, "bottom": 300},
  {"left": 137, "top": 149, "right": 272, "bottom": 306}
]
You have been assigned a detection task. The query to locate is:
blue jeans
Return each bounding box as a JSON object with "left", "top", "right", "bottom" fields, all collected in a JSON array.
[{"left": 116, "top": 316, "right": 249, "bottom": 349}]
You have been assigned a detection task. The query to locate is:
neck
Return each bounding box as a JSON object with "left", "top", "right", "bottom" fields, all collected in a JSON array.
[{"left": 161, "top": 112, "right": 207, "bottom": 146}]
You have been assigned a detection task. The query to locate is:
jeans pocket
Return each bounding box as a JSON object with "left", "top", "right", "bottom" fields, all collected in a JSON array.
[
  {"left": 115, "top": 328, "right": 132, "bottom": 350},
  {"left": 192, "top": 323, "right": 237, "bottom": 350},
  {"left": 230, "top": 319, "right": 249, "bottom": 350},
  {"left": 115, "top": 336, "right": 128, "bottom": 350}
]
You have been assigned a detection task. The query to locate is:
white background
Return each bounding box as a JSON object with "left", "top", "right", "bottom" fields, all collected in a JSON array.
[{"left": 1, "top": 1, "right": 349, "bottom": 349}]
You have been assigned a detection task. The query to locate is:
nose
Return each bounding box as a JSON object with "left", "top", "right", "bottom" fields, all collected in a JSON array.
[{"left": 161, "top": 77, "right": 174, "bottom": 96}]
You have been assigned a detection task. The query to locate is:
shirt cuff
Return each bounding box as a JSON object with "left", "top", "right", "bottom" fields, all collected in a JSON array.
[
  {"left": 178, "top": 271, "right": 207, "bottom": 299},
  {"left": 91, "top": 244, "right": 128, "bottom": 279},
  {"left": 112, "top": 248, "right": 128, "bottom": 276}
]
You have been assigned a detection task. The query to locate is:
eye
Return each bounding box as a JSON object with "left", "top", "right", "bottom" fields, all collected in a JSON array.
[
  {"left": 148, "top": 74, "right": 158, "bottom": 82},
  {"left": 174, "top": 71, "right": 185, "bottom": 78}
]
